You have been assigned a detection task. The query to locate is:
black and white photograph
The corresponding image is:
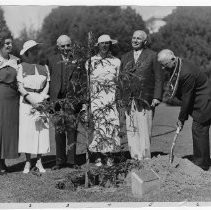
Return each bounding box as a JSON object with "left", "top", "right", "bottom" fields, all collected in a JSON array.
[{"left": 0, "top": 0, "right": 211, "bottom": 207}]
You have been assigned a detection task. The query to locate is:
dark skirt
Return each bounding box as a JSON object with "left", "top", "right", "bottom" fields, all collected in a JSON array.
[{"left": 0, "top": 84, "right": 19, "bottom": 159}]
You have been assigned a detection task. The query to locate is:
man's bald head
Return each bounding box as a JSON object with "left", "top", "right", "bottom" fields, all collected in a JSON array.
[
  {"left": 133, "top": 30, "right": 147, "bottom": 41},
  {"left": 56, "top": 35, "right": 71, "bottom": 57},
  {"left": 57, "top": 35, "right": 71, "bottom": 46},
  {"left": 157, "top": 49, "right": 177, "bottom": 69},
  {"left": 132, "top": 30, "right": 147, "bottom": 51}
]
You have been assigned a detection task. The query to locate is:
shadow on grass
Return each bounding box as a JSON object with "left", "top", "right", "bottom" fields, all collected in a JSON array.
[
  {"left": 182, "top": 154, "right": 193, "bottom": 162},
  {"left": 7, "top": 155, "right": 57, "bottom": 173},
  {"left": 151, "top": 151, "right": 168, "bottom": 157},
  {"left": 7, "top": 151, "right": 172, "bottom": 173},
  {"left": 7, "top": 154, "right": 89, "bottom": 173}
]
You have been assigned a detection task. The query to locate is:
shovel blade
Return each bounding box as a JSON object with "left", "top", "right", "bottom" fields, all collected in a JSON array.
[{"left": 169, "top": 153, "right": 174, "bottom": 164}]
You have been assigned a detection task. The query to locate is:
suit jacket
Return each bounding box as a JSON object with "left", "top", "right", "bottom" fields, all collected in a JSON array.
[
  {"left": 117, "top": 48, "right": 163, "bottom": 111},
  {"left": 175, "top": 59, "right": 211, "bottom": 123},
  {"left": 47, "top": 54, "right": 87, "bottom": 112}
]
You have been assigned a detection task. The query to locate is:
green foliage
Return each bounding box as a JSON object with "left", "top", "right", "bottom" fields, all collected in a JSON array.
[
  {"left": 151, "top": 7, "right": 211, "bottom": 73},
  {"left": 55, "top": 158, "right": 144, "bottom": 190}
]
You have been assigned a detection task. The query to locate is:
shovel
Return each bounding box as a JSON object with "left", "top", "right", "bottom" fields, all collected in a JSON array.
[{"left": 169, "top": 126, "right": 180, "bottom": 164}]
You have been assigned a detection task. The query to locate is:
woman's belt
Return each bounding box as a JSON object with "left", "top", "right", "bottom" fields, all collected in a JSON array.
[
  {"left": 0, "top": 82, "right": 18, "bottom": 91},
  {"left": 24, "top": 87, "right": 42, "bottom": 93}
]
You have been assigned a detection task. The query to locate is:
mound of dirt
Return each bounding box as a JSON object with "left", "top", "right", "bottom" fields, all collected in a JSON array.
[
  {"left": 150, "top": 155, "right": 209, "bottom": 184},
  {"left": 130, "top": 155, "right": 211, "bottom": 201}
]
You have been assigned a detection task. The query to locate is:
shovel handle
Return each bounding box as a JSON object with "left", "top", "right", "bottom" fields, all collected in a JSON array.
[
  {"left": 169, "top": 127, "right": 180, "bottom": 163},
  {"left": 176, "top": 126, "right": 180, "bottom": 134}
]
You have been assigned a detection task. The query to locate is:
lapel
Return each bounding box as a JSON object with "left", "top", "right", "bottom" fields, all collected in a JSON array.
[
  {"left": 66, "top": 58, "right": 76, "bottom": 82},
  {"left": 125, "top": 50, "right": 147, "bottom": 73},
  {"left": 53, "top": 54, "right": 75, "bottom": 81},
  {"left": 128, "top": 51, "right": 135, "bottom": 65},
  {"left": 53, "top": 54, "right": 62, "bottom": 80},
  {"left": 123, "top": 51, "right": 135, "bottom": 72},
  {"left": 135, "top": 49, "right": 148, "bottom": 67}
]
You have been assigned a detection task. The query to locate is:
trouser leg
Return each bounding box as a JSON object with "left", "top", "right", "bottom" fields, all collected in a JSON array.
[
  {"left": 55, "top": 130, "right": 67, "bottom": 165},
  {"left": 66, "top": 122, "right": 78, "bottom": 165},
  {"left": 0, "top": 159, "right": 5, "bottom": 170},
  {"left": 125, "top": 100, "right": 152, "bottom": 160},
  {"left": 192, "top": 120, "right": 210, "bottom": 170}
]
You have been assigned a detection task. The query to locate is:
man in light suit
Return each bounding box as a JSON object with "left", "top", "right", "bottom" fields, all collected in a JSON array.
[
  {"left": 117, "top": 30, "right": 163, "bottom": 160},
  {"left": 158, "top": 49, "right": 211, "bottom": 171},
  {"left": 47, "top": 35, "right": 86, "bottom": 170}
]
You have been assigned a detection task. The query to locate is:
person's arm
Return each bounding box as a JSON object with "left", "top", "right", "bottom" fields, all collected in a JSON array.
[
  {"left": 40, "top": 65, "right": 50, "bottom": 99},
  {"left": 151, "top": 52, "right": 164, "bottom": 107},
  {"left": 17, "top": 64, "right": 40, "bottom": 105},
  {"left": 17, "top": 64, "right": 27, "bottom": 96},
  {"left": 178, "top": 73, "right": 195, "bottom": 123},
  {"left": 115, "top": 59, "right": 123, "bottom": 112}
]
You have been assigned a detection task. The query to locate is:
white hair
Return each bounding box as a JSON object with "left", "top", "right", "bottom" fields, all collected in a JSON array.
[
  {"left": 56, "top": 35, "right": 71, "bottom": 46},
  {"left": 133, "top": 30, "right": 147, "bottom": 41},
  {"left": 157, "top": 49, "right": 176, "bottom": 62}
]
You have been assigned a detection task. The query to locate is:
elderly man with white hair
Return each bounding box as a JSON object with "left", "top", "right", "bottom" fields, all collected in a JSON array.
[
  {"left": 117, "top": 30, "right": 163, "bottom": 160},
  {"left": 47, "top": 34, "right": 87, "bottom": 170},
  {"left": 157, "top": 49, "right": 211, "bottom": 171}
]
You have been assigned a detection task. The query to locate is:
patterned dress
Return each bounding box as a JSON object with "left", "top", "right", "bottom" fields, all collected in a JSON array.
[{"left": 86, "top": 55, "right": 121, "bottom": 153}]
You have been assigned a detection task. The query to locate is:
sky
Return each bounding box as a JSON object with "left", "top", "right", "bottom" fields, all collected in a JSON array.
[{"left": 1, "top": 5, "right": 175, "bottom": 38}]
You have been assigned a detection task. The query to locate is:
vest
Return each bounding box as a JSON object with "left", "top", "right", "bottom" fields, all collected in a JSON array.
[{"left": 21, "top": 62, "right": 48, "bottom": 78}]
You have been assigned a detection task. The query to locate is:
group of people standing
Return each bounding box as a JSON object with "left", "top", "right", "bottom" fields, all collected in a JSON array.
[
  {"left": 0, "top": 32, "right": 50, "bottom": 175},
  {"left": 1, "top": 27, "right": 211, "bottom": 175}
]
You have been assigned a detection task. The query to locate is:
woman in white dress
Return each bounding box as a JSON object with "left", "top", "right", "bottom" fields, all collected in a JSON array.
[
  {"left": 86, "top": 35, "right": 121, "bottom": 166},
  {"left": 17, "top": 40, "right": 50, "bottom": 173}
]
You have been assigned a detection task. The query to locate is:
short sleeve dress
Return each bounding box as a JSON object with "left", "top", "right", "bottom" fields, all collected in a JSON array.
[
  {"left": 0, "top": 56, "right": 19, "bottom": 159},
  {"left": 18, "top": 63, "right": 50, "bottom": 155}
]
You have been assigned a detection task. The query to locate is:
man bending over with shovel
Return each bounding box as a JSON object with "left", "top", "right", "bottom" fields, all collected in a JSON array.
[{"left": 157, "top": 49, "right": 211, "bottom": 171}]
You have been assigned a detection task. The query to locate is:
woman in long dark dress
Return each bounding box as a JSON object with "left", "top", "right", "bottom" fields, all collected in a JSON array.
[{"left": 0, "top": 32, "right": 19, "bottom": 175}]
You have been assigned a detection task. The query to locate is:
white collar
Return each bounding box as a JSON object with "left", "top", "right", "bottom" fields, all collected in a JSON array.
[
  {"left": 133, "top": 49, "right": 143, "bottom": 55},
  {"left": 0, "top": 54, "right": 18, "bottom": 70},
  {"left": 61, "top": 54, "right": 69, "bottom": 62}
]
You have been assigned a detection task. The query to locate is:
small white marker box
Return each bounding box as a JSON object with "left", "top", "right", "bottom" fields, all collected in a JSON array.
[{"left": 131, "top": 168, "right": 160, "bottom": 198}]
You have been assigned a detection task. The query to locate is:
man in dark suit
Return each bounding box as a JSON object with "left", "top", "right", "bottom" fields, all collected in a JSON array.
[
  {"left": 117, "top": 30, "right": 163, "bottom": 160},
  {"left": 157, "top": 49, "right": 211, "bottom": 171},
  {"left": 47, "top": 35, "right": 86, "bottom": 170}
]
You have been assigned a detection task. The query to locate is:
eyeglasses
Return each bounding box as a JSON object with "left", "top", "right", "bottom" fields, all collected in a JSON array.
[
  {"left": 99, "top": 42, "right": 110, "bottom": 45},
  {"left": 60, "top": 44, "right": 71, "bottom": 48},
  {"left": 4, "top": 41, "right": 12, "bottom": 46}
]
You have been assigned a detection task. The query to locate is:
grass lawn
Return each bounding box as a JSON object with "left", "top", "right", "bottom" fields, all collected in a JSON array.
[{"left": 1, "top": 103, "right": 211, "bottom": 203}]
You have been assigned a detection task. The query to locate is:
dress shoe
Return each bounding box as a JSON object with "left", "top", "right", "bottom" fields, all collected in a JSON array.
[
  {"left": 0, "top": 169, "right": 7, "bottom": 175},
  {"left": 202, "top": 166, "right": 209, "bottom": 171},
  {"left": 36, "top": 160, "right": 46, "bottom": 173},
  {"left": 106, "top": 157, "right": 114, "bottom": 167},
  {"left": 0, "top": 160, "right": 7, "bottom": 172},
  {"left": 66, "top": 163, "right": 80, "bottom": 169},
  {"left": 2, "top": 163, "right": 8, "bottom": 171},
  {"left": 51, "top": 164, "right": 64, "bottom": 170},
  {"left": 23, "top": 161, "right": 31, "bottom": 174},
  {"left": 95, "top": 158, "right": 102, "bottom": 167}
]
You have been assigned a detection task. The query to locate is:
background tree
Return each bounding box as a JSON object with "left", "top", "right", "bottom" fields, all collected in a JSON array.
[
  {"left": 151, "top": 6, "right": 211, "bottom": 76},
  {"left": 0, "top": 7, "right": 11, "bottom": 36},
  {"left": 14, "top": 26, "right": 40, "bottom": 59},
  {"left": 0, "top": 7, "right": 19, "bottom": 56},
  {"left": 38, "top": 6, "right": 147, "bottom": 59}
]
